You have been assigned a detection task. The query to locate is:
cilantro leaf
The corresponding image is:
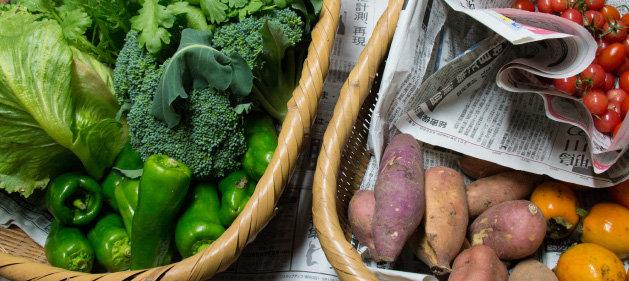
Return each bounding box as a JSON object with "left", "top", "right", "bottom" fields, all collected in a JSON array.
[{"left": 130, "top": 0, "right": 175, "bottom": 54}]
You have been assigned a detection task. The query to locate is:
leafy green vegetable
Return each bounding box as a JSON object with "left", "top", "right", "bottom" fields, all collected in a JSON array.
[
  {"left": 0, "top": 14, "right": 126, "bottom": 197},
  {"left": 151, "top": 28, "right": 253, "bottom": 127},
  {"left": 129, "top": 0, "right": 175, "bottom": 54}
]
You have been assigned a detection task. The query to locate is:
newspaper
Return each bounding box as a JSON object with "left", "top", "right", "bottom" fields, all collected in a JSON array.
[{"left": 0, "top": 0, "right": 393, "bottom": 280}]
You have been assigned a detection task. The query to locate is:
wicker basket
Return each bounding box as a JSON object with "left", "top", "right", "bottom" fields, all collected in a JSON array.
[
  {"left": 0, "top": 0, "right": 340, "bottom": 279},
  {"left": 311, "top": 0, "right": 404, "bottom": 280}
]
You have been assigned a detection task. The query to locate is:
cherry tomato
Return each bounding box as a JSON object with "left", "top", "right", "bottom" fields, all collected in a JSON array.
[
  {"left": 602, "top": 71, "right": 616, "bottom": 92},
  {"left": 512, "top": 0, "right": 535, "bottom": 12},
  {"left": 621, "top": 95, "right": 629, "bottom": 118},
  {"left": 583, "top": 89, "right": 609, "bottom": 115},
  {"left": 609, "top": 99, "right": 622, "bottom": 115},
  {"left": 554, "top": 76, "right": 578, "bottom": 95},
  {"left": 594, "top": 109, "right": 621, "bottom": 133},
  {"left": 623, "top": 36, "right": 629, "bottom": 57},
  {"left": 551, "top": 0, "right": 575, "bottom": 12},
  {"left": 614, "top": 57, "right": 629, "bottom": 76},
  {"left": 598, "top": 43, "right": 627, "bottom": 71},
  {"left": 537, "top": 0, "right": 554, "bottom": 13},
  {"left": 560, "top": 9, "right": 584, "bottom": 25},
  {"left": 620, "top": 71, "right": 629, "bottom": 93},
  {"left": 596, "top": 38, "right": 610, "bottom": 56},
  {"left": 585, "top": 10, "right": 605, "bottom": 31},
  {"left": 580, "top": 63, "right": 606, "bottom": 89},
  {"left": 622, "top": 13, "right": 629, "bottom": 25},
  {"left": 584, "top": 0, "right": 605, "bottom": 11},
  {"left": 600, "top": 5, "right": 621, "bottom": 22},
  {"left": 602, "top": 20, "right": 628, "bottom": 43},
  {"left": 607, "top": 88, "right": 628, "bottom": 104},
  {"left": 613, "top": 121, "right": 623, "bottom": 138}
]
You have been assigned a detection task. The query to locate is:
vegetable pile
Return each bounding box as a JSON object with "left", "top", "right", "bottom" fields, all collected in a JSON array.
[
  {"left": 513, "top": 0, "right": 629, "bottom": 136},
  {"left": 0, "top": 0, "right": 319, "bottom": 273},
  {"left": 349, "top": 134, "right": 629, "bottom": 281}
]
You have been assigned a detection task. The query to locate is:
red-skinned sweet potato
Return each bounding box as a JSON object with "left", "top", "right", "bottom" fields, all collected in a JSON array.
[
  {"left": 448, "top": 244, "right": 508, "bottom": 281},
  {"left": 509, "top": 259, "right": 558, "bottom": 281},
  {"left": 468, "top": 200, "right": 547, "bottom": 260},
  {"left": 408, "top": 166, "right": 468, "bottom": 276},
  {"left": 372, "top": 133, "right": 425, "bottom": 262},
  {"left": 348, "top": 189, "right": 380, "bottom": 262},
  {"left": 466, "top": 171, "right": 545, "bottom": 217},
  {"left": 458, "top": 155, "right": 513, "bottom": 179}
]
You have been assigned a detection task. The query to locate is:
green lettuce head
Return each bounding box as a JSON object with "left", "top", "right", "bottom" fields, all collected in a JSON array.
[{"left": 0, "top": 11, "right": 126, "bottom": 197}]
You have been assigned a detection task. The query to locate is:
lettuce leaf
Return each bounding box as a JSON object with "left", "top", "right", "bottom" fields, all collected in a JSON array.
[{"left": 0, "top": 18, "right": 126, "bottom": 197}]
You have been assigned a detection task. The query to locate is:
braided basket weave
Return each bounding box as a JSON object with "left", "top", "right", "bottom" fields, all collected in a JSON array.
[
  {"left": 311, "top": 0, "right": 403, "bottom": 280},
  {"left": 0, "top": 0, "right": 339, "bottom": 279}
]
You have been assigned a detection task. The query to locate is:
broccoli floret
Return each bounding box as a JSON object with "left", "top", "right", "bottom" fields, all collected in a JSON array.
[
  {"left": 117, "top": 31, "right": 247, "bottom": 180},
  {"left": 211, "top": 8, "right": 307, "bottom": 122},
  {"left": 113, "top": 30, "right": 161, "bottom": 104}
]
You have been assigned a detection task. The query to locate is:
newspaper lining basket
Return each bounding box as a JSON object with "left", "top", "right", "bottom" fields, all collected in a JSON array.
[
  {"left": 312, "top": 0, "right": 403, "bottom": 280},
  {"left": 0, "top": 0, "right": 340, "bottom": 279}
]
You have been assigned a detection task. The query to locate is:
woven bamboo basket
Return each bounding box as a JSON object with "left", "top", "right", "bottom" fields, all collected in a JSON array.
[
  {"left": 0, "top": 0, "right": 340, "bottom": 279},
  {"left": 312, "top": 0, "right": 403, "bottom": 280}
]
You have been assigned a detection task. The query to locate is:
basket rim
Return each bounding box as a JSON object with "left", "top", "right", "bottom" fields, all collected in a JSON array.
[
  {"left": 311, "top": 0, "right": 404, "bottom": 280},
  {"left": 0, "top": 0, "right": 341, "bottom": 279}
]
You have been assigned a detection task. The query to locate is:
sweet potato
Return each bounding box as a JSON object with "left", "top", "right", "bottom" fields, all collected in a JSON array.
[
  {"left": 468, "top": 200, "right": 547, "bottom": 260},
  {"left": 509, "top": 259, "right": 558, "bottom": 281},
  {"left": 458, "top": 155, "right": 513, "bottom": 179},
  {"left": 408, "top": 166, "right": 468, "bottom": 276},
  {"left": 347, "top": 189, "right": 380, "bottom": 262},
  {"left": 466, "top": 171, "right": 545, "bottom": 217},
  {"left": 372, "top": 133, "right": 425, "bottom": 262},
  {"left": 448, "top": 244, "right": 508, "bottom": 281}
]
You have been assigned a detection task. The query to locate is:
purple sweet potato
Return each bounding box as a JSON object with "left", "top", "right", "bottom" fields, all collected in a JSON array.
[
  {"left": 468, "top": 200, "right": 547, "bottom": 260},
  {"left": 408, "top": 166, "right": 468, "bottom": 276},
  {"left": 372, "top": 133, "right": 425, "bottom": 262},
  {"left": 348, "top": 189, "right": 380, "bottom": 262},
  {"left": 448, "top": 244, "right": 508, "bottom": 281},
  {"left": 466, "top": 171, "right": 545, "bottom": 217},
  {"left": 458, "top": 155, "right": 513, "bottom": 180}
]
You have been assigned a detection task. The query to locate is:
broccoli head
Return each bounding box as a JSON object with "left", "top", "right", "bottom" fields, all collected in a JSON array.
[
  {"left": 117, "top": 31, "right": 247, "bottom": 180},
  {"left": 211, "top": 8, "right": 307, "bottom": 122}
]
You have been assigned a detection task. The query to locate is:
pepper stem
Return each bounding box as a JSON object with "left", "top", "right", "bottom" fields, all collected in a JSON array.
[{"left": 72, "top": 198, "right": 86, "bottom": 210}]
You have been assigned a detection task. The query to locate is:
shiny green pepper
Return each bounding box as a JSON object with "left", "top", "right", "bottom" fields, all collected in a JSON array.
[
  {"left": 101, "top": 141, "right": 143, "bottom": 211},
  {"left": 45, "top": 172, "right": 103, "bottom": 226},
  {"left": 130, "top": 154, "right": 191, "bottom": 270},
  {"left": 114, "top": 177, "right": 139, "bottom": 237},
  {"left": 87, "top": 212, "right": 131, "bottom": 272},
  {"left": 242, "top": 112, "right": 278, "bottom": 182},
  {"left": 44, "top": 219, "right": 95, "bottom": 272},
  {"left": 218, "top": 170, "right": 256, "bottom": 227},
  {"left": 175, "top": 182, "right": 226, "bottom": 258}
]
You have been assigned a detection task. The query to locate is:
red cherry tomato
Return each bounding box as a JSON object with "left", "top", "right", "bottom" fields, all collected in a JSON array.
[
  {"left": 614, "top": 57, "right": 629, "bottom": 76},
  {"left": 583, "top": 89, "right": 609, "bottom": 115},
  {"left": 600, "top": 5, "right": 621, "bottom": 22},
  {"left": 561, "top": 9, "right": 584, "bottom": 25},
  {"left": 622, "top": 13, "right": 629, "bottom": 25},
  {"left": 623, "top": 37, "right": 629, "bottom": 57},
  {"left": 585, "top": 10, "right": 605, "bottom": 30},
  {"left": 537, "top": 0, "right": 554, "bottom": 13},
  {"left": 607, "top": 88, "right": 628, "bottom": 104},
  {"left": 594, "top": 109, "right": 622, "bottom": 133},
  {"left": 613, "top": 121, "right": 623, "bottom": 138},
  {"left": 599, "top": 43, "right": 627, "bottom": 71},
  {"left": 512, "top": 0, "right": 536, "bottom": 12},
  {"left": 602, "top": 71, "right": 616, "bottom": 92},
  {"left": 580, "top": 63, "right": 607, "bottom": 89},
  {"left": 554, "top": 76, "right": 578, "bottom": 95},
  {"left": 620, "top": 71, "right": 629, "bottom": 93},
  {"left": 622, "top": 96, "right": 629, "bottom": 119},
  {"left": 602, "top": 20, "right": 628, "bottom": 43},
  {"left": 596, "top": 38, "right": 610, "bottom": 56},
  {"left": 551, "top": 0, "right": 575, "bottom": 12},
  {"left": 584, "top": 0, "right": 605, "bottom": 11}
]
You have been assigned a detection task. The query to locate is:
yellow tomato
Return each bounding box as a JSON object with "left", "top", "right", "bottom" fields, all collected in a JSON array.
[
  {"left": 555, "top": 243, "right": 626, "bottom": 281},
  {"left": 529, "top": 181, "right": 581, "bottom": 239},
  {"left": 581, "top": 202, "right": 629, "bottom": 259}
]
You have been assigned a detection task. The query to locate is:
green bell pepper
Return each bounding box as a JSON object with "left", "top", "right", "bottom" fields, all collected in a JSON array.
[
  {"left": 242, "top": 112, "right": 278, "bottom": 182},
  {"left": 45, "top": 172, "right": 103, "bottom": 226},
  {"left": 87, "top": 212, "right": 131, "bottom": 272},
  {"left": 101, "top": 141, "right": 143, "bottom": 211},
  {"left": 130, "top": 154, "right": 191, "bottom": 270},
  {"left": 44, "top": 219, "right": 95, "bottom": 273},
  {"left": 175, "top": 182, "right": 226, "bottom": 258},
  {"left": 218, "top": 170, "right": 256, "bottom": 227},
  {"left": 114, "top": 177, "right": 139, "bottom": 237}
]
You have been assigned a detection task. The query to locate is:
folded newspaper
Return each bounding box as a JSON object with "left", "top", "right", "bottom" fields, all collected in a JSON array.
[{"left": 370, "top": 0, "right": 629, "bottom": 188}]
